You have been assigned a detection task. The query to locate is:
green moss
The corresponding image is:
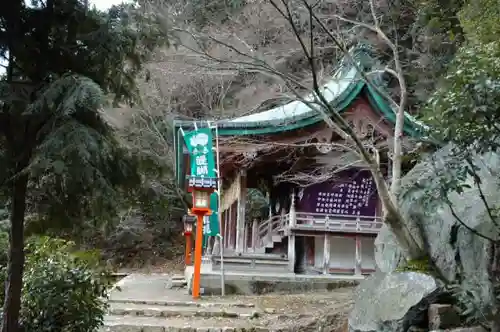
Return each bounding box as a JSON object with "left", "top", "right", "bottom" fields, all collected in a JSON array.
[
  {"left": 326, "top": 280, "right": 358, "bottom": 290},
  {"left": 249, "top": 281, "right": 277, "bottom": 295},
  {"left": 395, "top": 258, "right": 431, "bottom": 274},
  {"left": 224, "top": 284, "right": 239, "bottom": 295}
]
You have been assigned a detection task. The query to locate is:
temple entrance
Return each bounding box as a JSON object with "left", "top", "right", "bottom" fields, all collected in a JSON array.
[{"left": 294, "top": 236, "right": 306, "bottom": 274}]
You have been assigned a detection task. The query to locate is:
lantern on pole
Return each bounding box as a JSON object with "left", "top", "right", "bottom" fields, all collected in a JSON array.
[
  {"left": 192, "top": 190, "right": 210, "bottom": 210},
  {"left": 188, "top": 176, "right": 217, "bottom": 299},
  {"left": 182, "top": 215, "right": 196, "bottom": 265}
]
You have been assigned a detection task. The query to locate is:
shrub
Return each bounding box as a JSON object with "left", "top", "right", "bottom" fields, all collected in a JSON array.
[
  {"left": 0, "top": 236, "right": 113, "bottom": 332},
  {"left": 0, "top": 230, "right": 9, "bottom": 267}
]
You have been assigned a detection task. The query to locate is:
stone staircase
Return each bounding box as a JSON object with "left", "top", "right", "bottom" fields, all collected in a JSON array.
[
  {"left": 168, "top": 275, "right": 188, "bottom": 289},
  {"left": 101, "top": 273, "right": 355, "bottom": 332},
  {"left": 101, "top": 274, "right": 267, "bottom": 331},
  {"left": 102, "top": 298, "right": 264, "bottom": 332}
]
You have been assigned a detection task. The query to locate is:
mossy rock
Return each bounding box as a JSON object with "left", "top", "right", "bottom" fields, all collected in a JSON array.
[{"left": 395, "top": 258, "right": 432, "bottom": 274}]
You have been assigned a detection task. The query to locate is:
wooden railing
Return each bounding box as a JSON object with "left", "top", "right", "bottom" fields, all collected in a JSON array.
[
  {"left": 294, "top": 212, "right": 382, "bottom": 233},
  {"left": 248, "top": 212, "right": 382, "bottom": 252},
  {"left": 257, "top": 214, "right": 286, "bottom": 247}
]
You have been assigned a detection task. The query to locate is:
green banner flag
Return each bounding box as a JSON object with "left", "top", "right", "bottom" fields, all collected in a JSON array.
[
  {"left": 182, "top": 127, "right": 220, "bottom": 243},
  {"left": 202, "top": 192, "right": 220, "bottom": 248},
  {"left": 206, "top": 192, "right": 220, "bottom": 233},
  {"left": 183, "top": 128, "right": 216, "bottom": 178}
]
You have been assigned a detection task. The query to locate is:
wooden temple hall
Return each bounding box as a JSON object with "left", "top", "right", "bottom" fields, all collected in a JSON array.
[{"left": 174, "top": 48, "right": 422, "bottom": 276}]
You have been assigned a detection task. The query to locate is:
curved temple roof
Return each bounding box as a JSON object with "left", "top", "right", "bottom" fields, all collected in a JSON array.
[
  {"left": 174, "top": 47, "right": 425, "bottom": 136},
  {"left": 173, "top": 47, "right": 427, "bottom": 184},
  {"left": 224, "top": 65, "right": 359, "bottom": 127}
]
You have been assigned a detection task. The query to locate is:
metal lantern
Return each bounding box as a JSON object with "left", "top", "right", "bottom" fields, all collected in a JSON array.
[{"left": 182, "top": 215, "right": 196, "bottom": 235}]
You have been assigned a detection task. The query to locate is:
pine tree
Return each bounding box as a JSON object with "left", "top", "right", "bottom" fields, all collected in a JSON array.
[{"left": 0, "top": 1, "right": 164, "bottom": 330}]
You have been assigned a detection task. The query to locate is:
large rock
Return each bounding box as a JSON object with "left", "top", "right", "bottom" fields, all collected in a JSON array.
[
  {"left": 374, "top": 224, "right": 404, "bottom": 273},
  {"left": 375, "top": 145, "right": 498, "bottom": 308},
  {"left": 349, "top": 271, "right": 439, "bottom": 332}
]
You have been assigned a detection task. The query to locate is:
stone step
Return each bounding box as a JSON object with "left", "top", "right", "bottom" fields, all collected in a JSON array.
[
  {"left": 171, "top": 279, "right": 187, "bottom": 288},
  {"left": 107, "top": 299, "right": 255, "bottom": 309},
  {"left": 101, "top": 315, "right": 269, "bottom": 332},
  {"left": 164, "top": 275, "right": 187, "bottom": 290},
  {"left": 109, "top": 302, "right": 260, "bottom": 319},
  {"left": 271, "top": 235, "right": 282, "bottom": 243},
  {"left": 172, "top": 275, "right": 185, "bottom": 280}
]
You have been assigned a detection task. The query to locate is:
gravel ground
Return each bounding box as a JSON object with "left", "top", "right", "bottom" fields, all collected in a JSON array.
[{"left": 205, "top": 288, "right": 354, "bottom": 331}]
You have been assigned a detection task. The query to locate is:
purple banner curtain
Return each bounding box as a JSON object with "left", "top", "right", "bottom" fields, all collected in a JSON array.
[{"left": 296, "top": 168, "right": 378, "bottom": 217}]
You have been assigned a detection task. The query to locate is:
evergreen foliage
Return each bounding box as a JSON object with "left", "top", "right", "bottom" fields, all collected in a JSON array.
[
  {"left": 426, "top": 42, "right": 500, "bottom": 152},
  {"left": 0, "top": 236, "right": 112, "bottom": 332},
  {"left": 421, "top": 0, "right": 500, "bottom": 326},
  {"left": 0, "top": 0, "right": 165, "bottom": 330},
  {"left": 459, "top": 0, "right": 500, "bottom": 45}
]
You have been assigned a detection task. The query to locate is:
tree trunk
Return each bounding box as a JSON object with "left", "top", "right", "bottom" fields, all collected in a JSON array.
[
  {"left": 389, "top": 51, "right": 408, "bottom": 197},
  {"left": 2, "top": 173, "right": 29, "bottom": 332},
  {"left": 369, "top": 165, "right": 424, "bottom": 260}
]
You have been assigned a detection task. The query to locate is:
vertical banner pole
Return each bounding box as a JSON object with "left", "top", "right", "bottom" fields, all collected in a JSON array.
[{"left": 213, "top": 122, "right": 225, "bottom": 296}]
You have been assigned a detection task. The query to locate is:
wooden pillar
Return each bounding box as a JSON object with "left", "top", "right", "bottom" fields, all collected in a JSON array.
[
  {"left": 289, "top": 189, "right": 296, "bottom": 227},
  {"left": 287, "top": 189, "right": 297, "bottom": 273},
  {"left": 267, "top": 217, "right": 272, "bottom": 243},
  {"left": 226, "top": 204, "right": 233, "bottom": 248},
  {"left": 220, "top": 210, "right": 226, "bottom": 250},
  {"left": 225, "top": 206, "right": 230, "bottom": 249},
  {"left": 222, "top": 210, "right": 225, "bottom": 249},
  {"left": 242, "top": 221, "right": 248, "bottom": 253},
  {"left": 267, "top": 191, "right": 272, "bottom": 219},
  {"left": 235, "top": 170, "right": 247, "bottom": 253},
  {"left": 252, "top": 218, "right": 258, "bottom": 252},
  {"left": 355, "top": 235, "right": 362, "bottom": 275},
  {"left": 323, "top": 234, "right": 330, "bottom": 274},
  {"left": 231, "top": 203, "right": 237, "bottom": 249},
  {"left": 288, "top": 234, "right": 296, "bottom": 272}
]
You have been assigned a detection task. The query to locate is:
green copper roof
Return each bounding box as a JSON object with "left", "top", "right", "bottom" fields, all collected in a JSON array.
[{"left": 173, "top": 46, "right": 426, "bottom": 185}]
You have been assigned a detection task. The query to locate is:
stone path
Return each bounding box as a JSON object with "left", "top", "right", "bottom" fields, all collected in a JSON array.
[
  {"left": 102, "top": 273, "right": 354, "bottom": 332},
  {"left": 108, "top": 302, "right": 258, "bottom": 318}
]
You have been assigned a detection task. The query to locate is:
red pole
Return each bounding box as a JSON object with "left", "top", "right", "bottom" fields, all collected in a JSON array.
[
  {"left": 185, "top": 234, "right": 192, "bottom": 265},
  {"left": 192, "top": 214, "right": 204, "bottom": 299}
]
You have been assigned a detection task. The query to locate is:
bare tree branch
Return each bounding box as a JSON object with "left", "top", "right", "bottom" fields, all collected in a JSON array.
[{"left": 151, "top": 0, "right": 425, "bottom": 259}]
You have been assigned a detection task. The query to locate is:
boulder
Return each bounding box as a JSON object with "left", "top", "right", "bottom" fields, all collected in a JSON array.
[
  {"left": 375, "top": 145, "right": 498, "bottom": 309},
  {"left": 348, "top": 271, "right": 439, "bottom": 332}
]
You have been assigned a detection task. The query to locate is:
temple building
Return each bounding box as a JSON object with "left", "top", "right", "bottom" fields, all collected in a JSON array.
[{"left": 174, "top": 47, "right": 422, "bottom": 277}]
